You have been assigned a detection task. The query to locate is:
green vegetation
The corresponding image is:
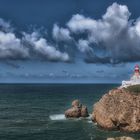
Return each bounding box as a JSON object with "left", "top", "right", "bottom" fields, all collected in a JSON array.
[{"left": 125, "top": 84, "right": 140, "bottom": 93}]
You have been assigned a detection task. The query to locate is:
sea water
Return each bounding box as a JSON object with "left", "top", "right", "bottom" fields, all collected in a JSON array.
[{"left": 0, "top": 84, "right": 139, "bottom": 140}]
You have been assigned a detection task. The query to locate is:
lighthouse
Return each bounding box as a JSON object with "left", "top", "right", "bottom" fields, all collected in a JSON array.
[
  {"left": 121, "top": 64, "right": 140, "bottom": 88},
  {"left": 131, "top": 64, "right": 140, "bottom": 80},
  {"left": 134, "top": 65, "right": 140, "bottom": 76},
  {"left": 131, "top": 65, "right": 140, "bottom": 83}
]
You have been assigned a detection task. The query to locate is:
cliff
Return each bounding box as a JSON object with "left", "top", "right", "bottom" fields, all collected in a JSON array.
[{"left": 92, "top": 87, "right": 140, "bottom": 132}]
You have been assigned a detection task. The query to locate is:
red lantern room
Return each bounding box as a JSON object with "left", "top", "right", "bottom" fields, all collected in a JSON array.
[
  {"left": 134, "top": 64, "right": 140, "bottom": 77},
  {"left": 135, "top": 64, "right": 140, "bottom": 73}
]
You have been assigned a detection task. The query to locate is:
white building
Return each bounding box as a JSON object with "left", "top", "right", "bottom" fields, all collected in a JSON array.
[{"left": 121, "top": 65, "right": 140, "bottom": 88}]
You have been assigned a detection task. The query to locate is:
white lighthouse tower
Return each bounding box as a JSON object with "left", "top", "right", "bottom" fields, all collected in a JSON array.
[{"left": 131, "top": 64, "right": 140, "bottom": 80}]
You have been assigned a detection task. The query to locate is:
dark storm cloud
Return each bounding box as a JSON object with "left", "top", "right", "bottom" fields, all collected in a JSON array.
[{"left": 1, "top": 3, "right": 140, "bottom": 64}]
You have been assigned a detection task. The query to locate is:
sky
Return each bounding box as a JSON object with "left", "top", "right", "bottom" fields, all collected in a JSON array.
[{"left": 0, "top": 0, "right": 140, "bottom": 83}]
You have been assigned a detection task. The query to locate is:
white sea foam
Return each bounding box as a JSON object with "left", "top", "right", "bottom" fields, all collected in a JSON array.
[
  {"left": 49, "top": 114, "right": 92, "bottom": 121},
  {"left": 87, "top": 114, "right": 92, "bottom": 119},
  {"left": 87, "top": 120, "right": 93, "bottom": 123},
  {"left": 49, "top": 114, "right": 66, "bottom": 121}
]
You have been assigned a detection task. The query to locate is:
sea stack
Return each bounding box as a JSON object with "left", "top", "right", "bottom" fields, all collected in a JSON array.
[
  {"left": 92, "top": 88, "right": 140, "bottom": 132},
  {"left": 65, "top": 99, "right": 89, "bottom": 118}
]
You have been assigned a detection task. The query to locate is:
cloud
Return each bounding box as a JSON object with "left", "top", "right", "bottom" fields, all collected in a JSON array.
[
  {"left": 0, "top": 18, "right": 12, "bottom": 32},
  {"left": 1, "top": 3, "right": 140, "bottom": 64},
  {"left": 52, "top": 24, "right": 72, "bottom": 41},
  {"left": 23, "top": 32, "right": 70, "bottom": 62},
  {"left": 0, "top": 31, "right": 29, "bottom": 60},
  {"left": 0, "top": 18, "right": 70, "bottom": 62},
  {"left": 77, "top": 39, "right": 93, "bottom": 53},
  {"left": 67, "top": 2, "right": 140, "bottom": 63},
  {"left": 67, "top": 14, "right": 96, "bottom": 33}
]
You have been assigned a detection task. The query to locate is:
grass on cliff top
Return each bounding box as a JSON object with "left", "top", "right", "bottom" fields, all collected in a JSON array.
[{"left": 125, "top": 84, "right": 140, "bottom": 93}]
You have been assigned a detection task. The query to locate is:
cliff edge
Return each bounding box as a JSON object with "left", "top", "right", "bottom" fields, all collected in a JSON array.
[{"left": 92, "top": 87, "right": 140, "bottom": 132}]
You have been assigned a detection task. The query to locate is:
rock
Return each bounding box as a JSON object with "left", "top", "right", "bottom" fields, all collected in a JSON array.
[
  {"left": 81, "top": 106, "right": 89, "bottom": 117},
  {"left": 107, "top": 138, "right": 115, "bottom": 140},
  {"left": 72, "top": 99, "right": 81, "bottom": 107},
  {"left": 65, "top": 107, "right": 81, "bottom": 118},
  {"left": 65, "top": 99, "right": 89, "bottom": 118},
  {"left": 92, "top": 88, "right": 140, "bottom": 132},
  {"left": 107, "top": 136, "right": 135, "bottom": 140}
]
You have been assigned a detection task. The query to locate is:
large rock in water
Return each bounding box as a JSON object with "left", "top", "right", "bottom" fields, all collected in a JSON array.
[
  {"left": 92, "top": 88, "right": 140, "bottom": 132},
  {"left": 65, "top": 99, "right": 89, "bottom": 118}
]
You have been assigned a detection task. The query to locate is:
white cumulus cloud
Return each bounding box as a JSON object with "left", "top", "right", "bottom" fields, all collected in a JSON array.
[
  {"left": 1, "top": 3, "right": 140, "bottom": 64},
  {"left": 0, "top": 31, "right": 29, "bottom": 59},
  {"left": 67, "top": 2, "right": 140, "bottom": 63},
  {"left": 23, "top": 32, "right": 70, "bottom": 62},
  {"left": 77, "top": 39, "right": 93, "bottom": 53},
  {"left": 52, "top": 24, "right": 72, "bottom": 41}
]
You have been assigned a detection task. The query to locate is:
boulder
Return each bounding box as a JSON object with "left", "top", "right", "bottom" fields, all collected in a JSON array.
[
  {"left": 65, "top": 107, "right": 81, "bottom": 118},
  {"left": 65, "top": 99, "right": 89, "bottom": 118},
  {"left": 92, "top": 88, "right": 140, "bottom": 132},
  {"left": 81, "top": 106, "right": 89, "bottom": 117},
  {"left": 72, "top": 99, "right": 81, "bottom": 107}
]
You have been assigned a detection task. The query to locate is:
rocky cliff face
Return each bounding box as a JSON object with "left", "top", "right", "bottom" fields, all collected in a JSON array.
[
  {"left": 65, "top": 99, "right": 89, "bottom": 118},
  {"left": 92, "top": 88, "right": 140, "bottom": 132}
]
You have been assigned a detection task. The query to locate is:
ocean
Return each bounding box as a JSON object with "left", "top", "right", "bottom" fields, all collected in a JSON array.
[{"left": 0, "top": 84, "right": 139, "bottom": 140}]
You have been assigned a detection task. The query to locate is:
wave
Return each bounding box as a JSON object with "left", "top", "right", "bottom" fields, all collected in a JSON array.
[
  {"left": 49, "top": 114, "right": 66, "bottom": 121},
  {"left": 49, "top": 114, "right": 92, "bottom": 121},
  {"left": 87, "top": 120, "right": 93, "bottom": 123},
  {"left": 87, "top": 114, "right": 92, "bottom": 119}
]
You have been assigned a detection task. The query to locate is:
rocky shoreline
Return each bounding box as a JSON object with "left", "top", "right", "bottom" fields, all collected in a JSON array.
[
  {"left": 64, "top": 86, "right": 140, "bottom": 139},
  {"left": 107, "top": 136, "right": 134, "bottom": 140}
]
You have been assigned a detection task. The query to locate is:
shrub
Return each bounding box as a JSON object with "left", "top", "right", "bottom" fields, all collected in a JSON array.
[{"left": 126, "top": 84, "right": 140, "bottom": 93}]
